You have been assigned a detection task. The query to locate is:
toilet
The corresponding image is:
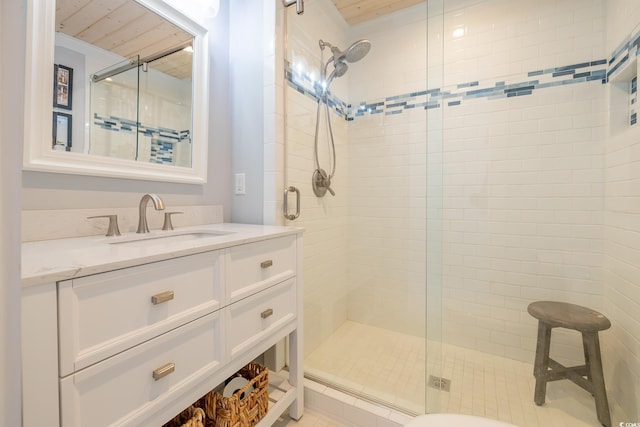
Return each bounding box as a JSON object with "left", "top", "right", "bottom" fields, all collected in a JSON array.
[{"left": 406, "top": 414, "right": 517, "bottom": 427}]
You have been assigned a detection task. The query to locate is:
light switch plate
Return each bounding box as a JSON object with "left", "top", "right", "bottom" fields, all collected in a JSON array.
[{"left": 235, "top": 173, "right": 246, "bottom": 195}]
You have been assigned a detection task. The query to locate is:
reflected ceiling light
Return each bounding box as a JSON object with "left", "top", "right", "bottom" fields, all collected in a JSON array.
[
  {"left": 183, "top": 45, "right": 194, "bottom": 53},
  {"left": 452, "top": 27, "right": 465, "bottom": 38}
]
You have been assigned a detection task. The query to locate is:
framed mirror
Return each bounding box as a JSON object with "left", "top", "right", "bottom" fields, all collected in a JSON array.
[{"left": 24, "top": 0, "right": 209, "bottom": 183}]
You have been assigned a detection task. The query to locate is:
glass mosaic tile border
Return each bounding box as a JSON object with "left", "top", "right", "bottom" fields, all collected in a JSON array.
[
  {"left": 608, "top": 29, "right": 640, "bottom": 81},
  {"left": 286, "top": 60, "right": 607, "bottom": 121},
  {"left": 631, "top": 76, "right": 637, "bottom": 126},
  {"left": 286, "top": 27, "right": 640, "bottom": 124},
  {"left": 286, "top": 67, "right": 350, "bottom": 119},
  {"left": 93, "top": 113, "right": 191, "bottom": 144},
  {"left": 93, "top": 113, "right": 190, "bottom": 165},
  {"left": 150, "top": 138, "right": 175, "bottom": 165}
]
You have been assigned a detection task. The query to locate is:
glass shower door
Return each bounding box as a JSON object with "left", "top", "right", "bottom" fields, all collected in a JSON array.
[
  {"left": 425, "top": 0, "right": 445, "bottom": 415},
  {"left": 283, "top": 0, "right": 439, "bottom": 416}
]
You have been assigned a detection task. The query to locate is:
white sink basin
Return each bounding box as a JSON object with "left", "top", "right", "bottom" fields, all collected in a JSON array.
[{"left": 108, "top": 230, "right": 233, "bottom": 246}]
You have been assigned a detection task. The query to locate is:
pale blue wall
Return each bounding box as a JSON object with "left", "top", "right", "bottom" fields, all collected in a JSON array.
[{"left": 229, "top": 0, "right": 265, "bottom": 224}]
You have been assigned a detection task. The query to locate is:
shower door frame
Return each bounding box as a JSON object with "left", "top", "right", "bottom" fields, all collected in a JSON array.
[{"left": 279, "top": 0, "right": 444, "bottom": 416}]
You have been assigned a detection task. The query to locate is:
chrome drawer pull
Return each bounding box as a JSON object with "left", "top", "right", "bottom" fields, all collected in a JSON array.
[
  {"left": 261, "top": 308, "right": 274, "bottom": 319},
  {"left": 260, "top": 260, "right": 273, "bottom": 269},
  {"left": 151, "top": 290, "right": 174, "bottom": 305},
  {"left": 153, "top": 362, "right": 175, "bottom": 381}
]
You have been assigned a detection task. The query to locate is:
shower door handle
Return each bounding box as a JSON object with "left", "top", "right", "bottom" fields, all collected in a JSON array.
[{"left": 283, "top": 186, "right": 300, "bottom": 220}]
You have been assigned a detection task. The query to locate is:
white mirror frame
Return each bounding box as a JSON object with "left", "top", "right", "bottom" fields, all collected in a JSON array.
[{"left": 24, "top": 0, "right": 209, "bottom": 184}]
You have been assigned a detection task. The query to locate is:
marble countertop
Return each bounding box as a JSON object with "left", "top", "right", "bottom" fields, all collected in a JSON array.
[{"left": 22, "top": 223, "right": 303, "bottom": 288}]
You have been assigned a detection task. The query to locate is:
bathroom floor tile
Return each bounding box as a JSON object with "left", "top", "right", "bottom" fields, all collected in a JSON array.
[{"left": 305, "top": 320, "right": 602, "bottom": 427}]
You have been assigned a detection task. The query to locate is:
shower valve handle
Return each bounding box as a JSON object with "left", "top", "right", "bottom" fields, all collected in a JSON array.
[
  {"left": 326, "top": 181, "right": 335, "bottom": 196},
  {"left": 322, "top": 171, "right": 335, "bottom": 196},
  {"left": 313, "top": 169, "right": 335, "bottom": 197}
]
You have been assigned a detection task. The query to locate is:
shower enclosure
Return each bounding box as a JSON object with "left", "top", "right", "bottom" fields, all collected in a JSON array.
[
  {"left": 284, "top": 0, "right": 434, "bottom": 415},
  {"left": 284, "top": 0, "right": 619, "bottom": 425}
]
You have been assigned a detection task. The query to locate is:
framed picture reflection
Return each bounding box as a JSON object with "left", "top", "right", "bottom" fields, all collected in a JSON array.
[
  {"left": 53, "top": 112, "right": 72, "bottom": 151},
  {"left": 53, "top": 64, "right": 73, "bottom": 110}
]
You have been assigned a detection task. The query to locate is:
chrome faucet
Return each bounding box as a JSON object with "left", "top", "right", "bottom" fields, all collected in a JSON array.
[{"left": 137, "top": 193, "right": 165, "bottom": 233}]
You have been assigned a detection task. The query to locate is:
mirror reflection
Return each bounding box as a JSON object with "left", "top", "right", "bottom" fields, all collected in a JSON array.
[{"left": 53, "top": 0, "right": 194, "bottom": 167}]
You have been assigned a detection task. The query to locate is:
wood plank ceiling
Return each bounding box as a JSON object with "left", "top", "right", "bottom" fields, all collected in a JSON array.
[
  {"left": 331, "top": 0, "right": 424, "bottom": 25},
  {"left": 56, "top": 0, "right": 193, "bottom": 79},
  {"left": 55, "top": 0, "right": 425, "bottom": 80}
]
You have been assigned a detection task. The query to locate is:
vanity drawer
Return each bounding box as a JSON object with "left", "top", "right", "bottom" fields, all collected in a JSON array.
[
  {"left": 58, "top": 251, "right": 222, "bottom": 376},
  {"left": 227, "top": 278, "right": 297, "bottom": 359},
  {"left": 226, "top": 235, "right": 296, "bottom": 303},
  {"left": 60, "top": 312, "right": 223, "bottom": 427}
]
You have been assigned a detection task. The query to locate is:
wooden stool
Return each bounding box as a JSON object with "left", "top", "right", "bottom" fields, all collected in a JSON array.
[{"left": 527, "top": 301, "right": 611, "bottom": 427}]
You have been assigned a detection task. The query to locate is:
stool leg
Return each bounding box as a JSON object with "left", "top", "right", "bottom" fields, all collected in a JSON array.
[
  {"left": 583, "top": 339, "right": 591, "bottom": 384},
  {"left": 583, "top": 332, "right": 611, "bottom": 427},
  {"left": 533, "top": 322, "right": 551, "bottom": 405}
]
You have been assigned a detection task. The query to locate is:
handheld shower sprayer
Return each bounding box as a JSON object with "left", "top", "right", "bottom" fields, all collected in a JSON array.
[
  {"left": 312, "top": 38, "right": 372, "bottom": 198},
  {"left": 326, "top": 62, "right": 348, "bottom": 86}
]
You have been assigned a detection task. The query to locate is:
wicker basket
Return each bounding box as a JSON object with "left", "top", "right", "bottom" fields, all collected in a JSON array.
[
  {"left": 164, "top": 406, "right": 206, "bottom": 427},
  {"left": 202, "top": 363, "right": 269, "bottom": 427},
  {"left": 163, "top": 363, "right": 269, "bottom": 427}
]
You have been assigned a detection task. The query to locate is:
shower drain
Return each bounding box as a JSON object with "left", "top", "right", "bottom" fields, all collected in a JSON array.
[{"left": 428, "top": 375, "right": 451, "bottom": 392}]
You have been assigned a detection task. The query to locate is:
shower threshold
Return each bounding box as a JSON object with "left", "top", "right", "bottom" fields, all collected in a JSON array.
[{"left": 304, "top": 371, "right": 422, "bottom": 417}]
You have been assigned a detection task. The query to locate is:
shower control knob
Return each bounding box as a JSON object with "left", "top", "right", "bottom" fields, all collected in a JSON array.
[
  {"left": 312, "top": 168, "right": 335, "bottom": 197},
  {"left": 325, "top": 179, "right": 335, "bottom": 196},
  {"left": 323, "top": 171, "right": 335, "bottom": 196}
]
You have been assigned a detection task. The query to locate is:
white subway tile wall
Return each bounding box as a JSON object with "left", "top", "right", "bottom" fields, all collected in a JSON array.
[{"left": 441, "top": 73, "right": 607, "bottom": 366}]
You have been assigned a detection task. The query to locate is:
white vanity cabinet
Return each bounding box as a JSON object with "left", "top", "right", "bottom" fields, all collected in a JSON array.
[
  {"left": 60, "top": 312, "right": 224, "bottom": 426},
  {"left": 57, "top": 251, "right": 223, "bottom": 377},
  {"left": 22, "top": 228, "right": 303, "bottom": 427}
]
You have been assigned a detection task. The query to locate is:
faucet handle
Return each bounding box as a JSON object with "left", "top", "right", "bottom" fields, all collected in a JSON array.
[
  {"left": 162, "top": 212, "right": 183, "bottom": 231},
  {"left": 88, "top": 215, "right": 121, "bottom": 237}
]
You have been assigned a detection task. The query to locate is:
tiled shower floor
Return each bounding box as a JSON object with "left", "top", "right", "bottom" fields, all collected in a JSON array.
[{"left": 304, "top": 321, "right": 602, "bottom": 427}]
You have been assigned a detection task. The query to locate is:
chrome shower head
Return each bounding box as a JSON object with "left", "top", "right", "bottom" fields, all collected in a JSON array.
[
  {"left": 319, "top": 38, "right": 370, "bottom": 94},
  {"left": 332, "top": 39, "right": 371, "bottom": 64}
]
